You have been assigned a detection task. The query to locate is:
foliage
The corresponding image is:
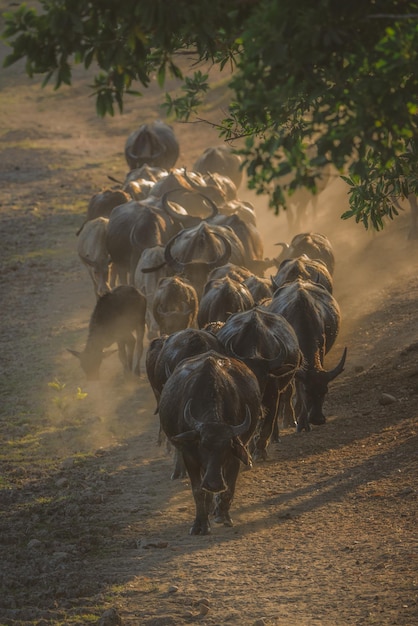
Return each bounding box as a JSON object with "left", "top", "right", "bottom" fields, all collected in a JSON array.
[
  {"left": 48, "top": 378, "right": 88, "bottom": 414},
  {"left": 2, "top": 0, "right": 418, "bottom": 230}
]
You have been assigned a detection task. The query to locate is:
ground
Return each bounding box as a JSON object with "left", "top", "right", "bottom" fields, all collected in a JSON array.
[{"left": 0, "top": 14, "right": 417, "bottom": 626}]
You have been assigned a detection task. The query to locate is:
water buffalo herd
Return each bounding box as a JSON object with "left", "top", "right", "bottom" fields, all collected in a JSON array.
[{"left": 70, "top": 121, "right": 348, "bottom": 535}]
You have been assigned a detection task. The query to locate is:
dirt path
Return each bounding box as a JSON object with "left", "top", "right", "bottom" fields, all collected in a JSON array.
[{"left": 0, "top": 17, "right": 417, "bottom": 625}]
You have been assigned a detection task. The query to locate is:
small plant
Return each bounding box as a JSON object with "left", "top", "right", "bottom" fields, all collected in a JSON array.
[
  {"left": 76, "top": 387, "right": 88, "bottom": 400},
  {"left": 47, "top": 378, "right": 88, "bottom": 418}
]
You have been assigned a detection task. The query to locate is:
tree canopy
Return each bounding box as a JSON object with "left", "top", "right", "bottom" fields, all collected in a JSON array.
[{"left": 3, "top": 0, "right": 418, "bottom": 232}]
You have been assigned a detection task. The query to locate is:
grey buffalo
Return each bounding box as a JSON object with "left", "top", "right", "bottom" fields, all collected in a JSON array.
[
  {"left": 193, "top": 145, "right": 243, "bottom": 189},
  {"left": 124, "top": 120, "right": 179, "bottom": 171},
  {"left": 76, "top": 217, "right": 111, "bottom": 299}
]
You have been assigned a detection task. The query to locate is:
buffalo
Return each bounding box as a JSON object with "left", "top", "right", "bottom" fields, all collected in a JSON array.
[
  {"left": 275, "top": 232, "right": 335, "bottom": 275},
  {"left": 146, "top": 328, "right": 224, "bottom": 416},
  {"left": 76, "top": 217, "right": 111, "bottom": 299},
  {"left": 267, "top": 278, "right": 347, "bottom": 431},
  {"left": 146, "top": 327, "right": 224, "bottom": 475},
  {"left": 193, "top": 145, "right": 244, "bottom": 189},
  {"left": 158, "top": 351, "right": 262, "bottom": 535},
  {"left": 271, "top": 254, "right": 333, "bottom": 294},
  {"left": 197, "top": 276, "right": 254, "bottom": 328},
  {"left": 152, "top": 276, "right": 199, "bottom": 335},
  {"left": 86, "top": 188, "right": 131, "bottom": 222},
  {"left": 68, "top": 286, "right": 146, "bottom": 380},
  {"left": 164, "top": 222, "right": 238, "bottom": 299},
  {"left": 134, "top": 245, "right": 169, "bottom": 339},
  {"left": 124, "top": 120, "right": 179, "bottom": 171},
  {"left": 216, "top": 307, "right": 301, "bottom": 458}
]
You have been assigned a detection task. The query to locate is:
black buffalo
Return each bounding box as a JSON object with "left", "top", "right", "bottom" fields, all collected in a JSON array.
[
  {"left": 197, "top": 276, "right": 254, "bottom": 328},
  {"left": 146, "top": 327, "right": 224, "bottom": 476},
  {"left": 216, "top": 307, "right": 301, "bottom": 458},
  {"left": 153, "top": 275, "right": 199, "bottom": 335},
  {"left": 267, "top": 278, "right": 346, "bottom": 431},
  {"left": 68, "top": 286, "right": 146, "bottom": 380},
  {"left": 146, "top": 328, "right": 224, "bottom": 416},
  {"left": 271, "top": 254, "right": 333, "bottom": 294},
  {"left": 158, "top": 351, "right": 262, "bottom": 535},
  {"left": 275, "top": 232, "right": 335, "bottom": 275}
]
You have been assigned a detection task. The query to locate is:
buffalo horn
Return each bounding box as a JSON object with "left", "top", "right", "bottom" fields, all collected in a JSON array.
[
  {"left": 209, "top": 233, "right": 232, "bottom": 269},
  {"left": 184, "top": 399, "right": 252, "bottom": 438},
  {"left": 164, "top": 232, "right": 187, "bottom": 273},
  {"left": 324, "top": 347, "right": 347, "bottom": 381},
  {"left": 274, "top": 242, "right": 290, "bottom": 250},
  {"left": 184, "top": 398, "right": 199, "bottom": 430},
  {"left": 161, "top": 189, "right": 190, "bottom": 222},
  {"left": 141, "top": 261, "right": 167, "bottom": 273},
  {"left": 164, "top": 230, "right": 232, "bottom": 272},
  {"left": 162, "top": 190, "right": 219, "bottom": 224},
  {"left": 165, "top": 362, "right": 172, "bottom": 380},
  {"left": 231, "top": 406, "right": 252, "bottom": 437}
]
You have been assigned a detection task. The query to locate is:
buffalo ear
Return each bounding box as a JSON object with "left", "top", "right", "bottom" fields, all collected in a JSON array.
[
  {"left": 103, "top": 348, "right": 118, "bottom": 359},
  {"left": 231, "top": 437, "right": 253, "bottom": 467},
  {"left": 171, "top": 430, "right": 199, "bottom": 444},
  {"left": 67, "top": 348, "right": 81, "bottom": 359}
]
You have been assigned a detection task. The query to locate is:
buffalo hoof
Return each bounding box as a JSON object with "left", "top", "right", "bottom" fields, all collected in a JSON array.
[
  {"left": 171, "top": 468, "right": 187, "bottom": 480},
  {"left": 309, "top": 416, "right": 326, "bottom": 426},
  {"left": 253, "top": 447, "right": 268, "bottom": 461},
  {"left": 190, "top": 521, "right": 211, "bottom": 535},
  {"left": 214, "top": 513, "right": 233, "bottom": 527},
  {"left": 296, "top": 420, "right": 311, "bottom": 433}
]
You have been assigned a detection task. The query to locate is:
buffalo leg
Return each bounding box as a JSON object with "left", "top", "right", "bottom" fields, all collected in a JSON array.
[
  {"left": 295, "top": 380, "right": 310, "bottom": 432},
  {"left": 182, "top": 452, "right": 213, "bottom": 535},
  {"left": 117, "top": 340, "right": 129, "bottom": 372},
  {"left": 133, "top": 323, "right": 145, "bottom": 376},
  {"left": 278, "top": 384, "right": 297, "bottom": 429},
  {"left": 255, "top": 377, "right": 280, "bottom": 460},
  {"left": 171, "top": 449, "right": 187, "bottom": 480},
  {"left": 213, "top": 457, "right": 240, "bottom": 527}
]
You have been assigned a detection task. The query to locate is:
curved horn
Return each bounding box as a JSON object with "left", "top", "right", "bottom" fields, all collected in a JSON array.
[
  {"left": 324, "top": 347, "right": 347, "bottom": 382},
  {"left": 161, "top": 190, "right": 191, "bottom": 223},
  {"left": 224, "top": 338, "right": 244, "bottom": 361},
  {"left": 107, "top": 174, "right": 124, "bottom": 185},
  {"left": 183, "top": 167, "right": 198, "bottom": 189},
  {"left": 199, "top": 193, "right": 219, "bottom": 220},
  {"left": 208, "top": 233, "right": 232, "bottom": 269},
  {"left": 271, "top": 274, "right": 279, "bottom": 290},
  {"left": 164, "top": 232, "right": 187, "bottom": 273},
  {"left": 182, "top": 167, "right": 205, "bottom": 191},
  {"left": 162, "top": 190, "right": 219, "bottom": 226},
  {"left": 141, "top": 261, "right": 167, "bottom": 273},
  {"left": 274, "top": 242, "right": 290, "bottom": 250},
  {"left": 76, "top": 220, "right": 88, "bottom": 237},
  {"left": 165, "top": 362, "right": 172, "bottom": 380},
  {"left": 231, "top": 406, "right": 252, "bottom": 437},
  {"left": 184, "top": 398, "right": 200, "bottom": 430}
]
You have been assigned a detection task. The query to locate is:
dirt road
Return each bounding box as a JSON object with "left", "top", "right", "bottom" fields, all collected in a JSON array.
[{"left": 0, "top": 19, "right": 417, "bottom": 625}]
